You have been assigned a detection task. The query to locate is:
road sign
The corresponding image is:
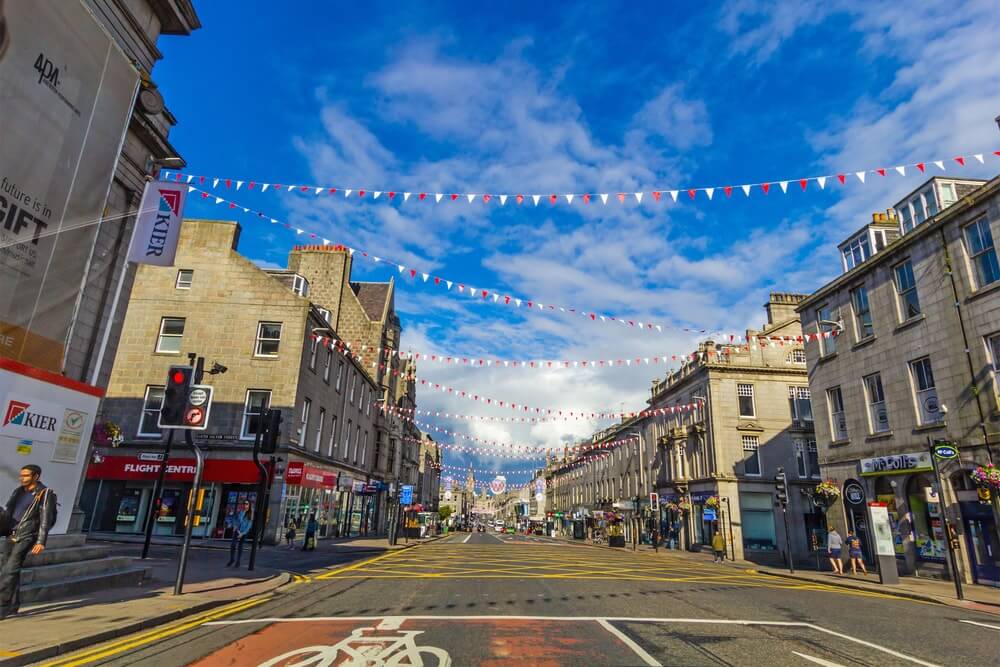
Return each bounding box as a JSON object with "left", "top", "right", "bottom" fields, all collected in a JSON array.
[
  {"left": 843, "top": 480, "right": 866, "bottom": 508},
  {"left": 703, "top": 508, "right": 717, "bottom": 521},
  {"left": 401, "top": 485, "right": 414, "bottom": 505},
  {"left": 188, "top": 388, "right": 208, "bottom": 406}
]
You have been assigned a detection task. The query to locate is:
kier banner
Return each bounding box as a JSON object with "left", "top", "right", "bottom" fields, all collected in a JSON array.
[
  {"left": 0, "top": 0, "right": 138, "bottom": 372},
  {"left": 128, "top": 180, "right": 188, "bottom": 266}
]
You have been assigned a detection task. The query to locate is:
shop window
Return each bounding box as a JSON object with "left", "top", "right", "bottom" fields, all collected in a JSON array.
[
  {"left": 739, "top": 492, "right": 776, "bottom": 551},
  {"left": 742, "top": 435, "right": 760, "bottom": 476},
  {"left": 864, "top": 373, "right": 890, "bottom": 433},
  {"left": 155, "top": 317, "right": 185, "bottom": 354},
  {"left": 138, "top": 385, "right": 165, "bottom": 437},
  {"left": 240, "top": 390, "right": 271, "bottom": 440},
  {"left": 737, "top": 384, "right": 755, "bottom": 418},
  {"left": 893, "top": 259, "right": 921, "bottom": 320},
  {"left": 828, "top": 386, "right": 848, "bottom": 441},
  {"left": 175, "top": 269, "right": 193, "bottom": 289},
  {"left": 850, "top": 284, "right": 874, "bottom": 340},
  {"left": 255, "top": 321, "right": 282, "bottom": 357},
  {"left": 906, "top": 475, "right": 947, "bottom": 562},
  {"left": 964, "top": 217, "right": 1000, "bottom": 289},
  {"left": 788, "top": 386, "right": 812, "bottom": 424},
  {"left": 909, "top": 357, "right": 942, "bottom": 425}
]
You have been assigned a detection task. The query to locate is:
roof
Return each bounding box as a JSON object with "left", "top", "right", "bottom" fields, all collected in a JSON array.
[
  {"left": 892, "top": 175, "right": 987, "bottom": 211},
  {"left": 352, "top": 282, "right": 392, "bottom": 320}
]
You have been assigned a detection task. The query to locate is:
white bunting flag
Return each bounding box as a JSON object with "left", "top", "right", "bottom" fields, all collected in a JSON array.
[
  {"left": 435, "top": 193, "right": 443, "bottom": 203},
  {"left": 468, "top": 287, "right": 475, "bottom": 297},
  {"left": 741, "top": 185, "right": 751, "bottom": 197},
  {"left": 499, "top": 194, "right": 508, "bottom": 206},
  {"left": 323, "top": 238, "right": 330, "bottom": 245},
  {"left": 296, "top": 228, "right": 304, "bottom": 235},
  {"left": 445, "top": 280, "right": 452, "bottom": 290},
  {"left": 422, "top": 273, "right": 429, "bottom": 282},
  {"left": 974, "top": 153, "right": 985, "bottom": 164},
  {"left": 287, "top": 185, "right": 295, "bottom": 192},
  {"left": 270, "top": 218, "right": 278, "bottom": 224},
  {"left": 565, "top": 194, "right": 574, "bottom": 204},
  {"left": 492, "top": 293, "right": 499, "bottom": 303},
  {"left": 344, "top": 189, "right": 353, "bottom": 197},
  {"left": 669, "top": 191, "right": 679, "bottom": 202},
  {"left": 234, "top": 180, "right": 243, "bottom": 190},
  {"left": 262, "top": 183, "right": 270, "bottom": 192},
  {"left": 705, "top": 188, "right": 714, "bottom": 200},
  {"left": 213, "top": 178, "right": 219, "bottom": 188},
  {"left": 895, "top": 166, "right": 905, "bottom": 176},
  {"left": 397, "top": 265, "right": 405, "bottom": 273},
  {"left": 855, "top": 171, "right": 866, "bottom": 183},
  {"left": 403, "top": 192, "right": 411, "bottom": 201},
  {"left": 817, "top": 176, "right": 827, "bottom": 189},
  {"left": 634, "top": 192, "right": 644, "bottom": 203},
  {"left": 215, "top": 197, "right": 223, "bottom": 204},
  {"left": 933, "top": 160, "right": 945, "bottom": 171},
  {"left": 467, "top": 194, "right": 476, "bottom": 203},
  {"left": 514, "top": 298, "right": 521, "bottom": 307},
  {"left": 243, "top": 207, "right": 249, "bottom": 213},
  {"left": 373, "top": 191, "right": 382, "bottom": 199},
  {"left": 595, "top": 193, "right": 606, "bottom": 205},
  {"left": 532, "top": 195, "right": 541, "bottom": 206},
  {"left": 187, "top": 185, "right": 194, "bottom": 193},
  {"left": 779, "top": 181, "right": 789, "bottom": 193}
]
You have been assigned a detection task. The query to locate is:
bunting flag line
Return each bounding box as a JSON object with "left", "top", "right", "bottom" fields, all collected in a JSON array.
[
  {"left": 434, "top": 462, "right": 544, "bottom": 475},
  {"left": 383, "top": 396, "right": 700, "bottom": 422},
  {"left": 164, "top": 149, "right": 998, "bottom": 207}
]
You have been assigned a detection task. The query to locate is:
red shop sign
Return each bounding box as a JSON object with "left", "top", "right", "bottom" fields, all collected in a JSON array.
[
  {"left": 86, "top": 455, "right": 262, "bottom": 484},
  {"left": 285, "top": 461, "right": 337, "bottom": 489}
]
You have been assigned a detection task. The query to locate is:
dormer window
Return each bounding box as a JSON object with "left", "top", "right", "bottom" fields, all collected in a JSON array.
[
  {"left": 842, "top": 234, "right": 870, "bottom": 271},
  {"left": 316, "top": 307, "right": 330, "bottom": 324},
  {"left": 292, "top": 274, "right": 309, "bottom": 296}
]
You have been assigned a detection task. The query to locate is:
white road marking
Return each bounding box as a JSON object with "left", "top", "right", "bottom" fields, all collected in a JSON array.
[
  {"left": 597, "top": 619, "right": 661, "bottom": 666},
  {"left": 462, "top": 534, "right": 471, "bottom": 544},
  {"left": 792, "top": 651, "right": 845, "bottom": 666},
  {"left": 377, "top": 617, "right": 404, "bottom": 630},
  {"left": 958, "top": 619, "right": 1000, "bottom": 631},
  {"left": 202, "top": 615, "right": 936, "bottom": 665}
]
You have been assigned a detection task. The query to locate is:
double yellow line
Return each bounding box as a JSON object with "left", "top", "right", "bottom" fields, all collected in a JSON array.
[{"left": 41, "top": 595, "right": 269, "bottom": 667}]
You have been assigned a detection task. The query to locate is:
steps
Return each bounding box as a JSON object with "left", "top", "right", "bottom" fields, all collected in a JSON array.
[{"left": 17, "top": 533, "right": 151, "bottom": 604}]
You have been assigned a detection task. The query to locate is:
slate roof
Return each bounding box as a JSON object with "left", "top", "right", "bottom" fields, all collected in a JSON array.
[{"left": 352, "top": 282, "right": 391, "bottom": 321}]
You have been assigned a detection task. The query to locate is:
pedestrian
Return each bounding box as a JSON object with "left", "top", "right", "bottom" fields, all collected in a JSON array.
[
  {"left": 226, "top": 501, "right": 252, "bottom": 567},
  {"left": 846, "top": 530, "right": 868, "bottom": 575},
  {"left": 711, "top": 529, "right": 726, "bottom": 563},
  {"left": 284, "top": 518, "right": 297, "bottom": 549},
  {"left": 827, "top": 527, "right": 844, "bottom": 574},
  {"left": 302, "top": 513, "right": 318, "bottom": 551},
  {"left": 652, "top": 526, "right": 660, "bottom": 553},
  {"left": 1, "top": 465, "right": 57, "bottom": 619}
]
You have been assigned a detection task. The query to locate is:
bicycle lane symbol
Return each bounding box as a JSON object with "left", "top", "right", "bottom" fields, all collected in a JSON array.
[{"left": 259, "top": 623, "right": 452, "bottom": 667}]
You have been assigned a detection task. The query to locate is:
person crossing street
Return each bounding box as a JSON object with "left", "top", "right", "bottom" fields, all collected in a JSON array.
[{"left": 1, "top": 465, "right": 57, "bottom": 620}]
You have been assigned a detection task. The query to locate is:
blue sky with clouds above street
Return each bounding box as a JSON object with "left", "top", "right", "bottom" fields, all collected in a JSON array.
[{"left": 156, "top": 0, "right": 1000, "bottom": 480}]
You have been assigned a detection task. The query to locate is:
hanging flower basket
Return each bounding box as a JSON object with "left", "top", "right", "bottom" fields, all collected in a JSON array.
[
  {"left": 971, "top": 464, "right": 1000, "bottom": 490},
  {"left": 93, "top": 421, "right": 124, "bottom": 447},
  {"left": 705, "top": 495, "right": 721, "bottom": 510},
  {"left": 664, "top": 500, "right": 689, "bottom": 514},
  {"left": 813, "top": 480, "right": 841, "bottom": 504}
]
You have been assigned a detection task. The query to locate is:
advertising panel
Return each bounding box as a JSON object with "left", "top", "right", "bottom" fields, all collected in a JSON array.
[
  {"left": 0, "top": 357, "right": 102, "bottom": 534},
  {"left": 0, "top": 0, "right": 138, "bottom": 372},
  {"left": 860, "top": 452, "right": 933, "bottom": 476},
  {"left": 128, "top": 180, "right": 188, "bottom": 266}
]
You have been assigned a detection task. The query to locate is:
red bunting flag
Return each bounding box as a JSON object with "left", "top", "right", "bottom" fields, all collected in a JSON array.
[
  {"left": 724, "top": 186, "right": 732, "bottom": 197},
  {"left": 799, "top": 179, "right": 808, "bottom": 191},
  {"left": 917, "top": 163, "right": 926, "bottom": 172},
  {"left": 761, "top": 183, "right": 771, "bottom": 194}
]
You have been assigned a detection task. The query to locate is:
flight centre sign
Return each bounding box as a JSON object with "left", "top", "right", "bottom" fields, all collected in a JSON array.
[{"left": 0, "top": 0, "right": 138, "bottom": 372}]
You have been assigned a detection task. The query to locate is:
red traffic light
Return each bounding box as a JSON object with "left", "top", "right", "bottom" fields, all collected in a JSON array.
[{"left": 172, "top": 371, "right": 186, "bottom": 384}]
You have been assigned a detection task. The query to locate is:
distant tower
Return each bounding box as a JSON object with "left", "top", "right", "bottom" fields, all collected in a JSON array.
[{"left": 466, "top": 465, "right": 475, "bottom": 493}]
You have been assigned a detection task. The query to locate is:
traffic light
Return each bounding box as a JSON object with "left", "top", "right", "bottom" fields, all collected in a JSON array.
[
  {"left": 260, "top": 408, "right": 282, "bottom": 453},
  {"left": 775, "top": 467, "right": 789, "bottom": 506},
  {"left": 159, "top": 366, "right": 193, "bottom": 426}
]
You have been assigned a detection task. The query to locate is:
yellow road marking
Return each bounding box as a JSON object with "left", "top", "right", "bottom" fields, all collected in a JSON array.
[
  {"left": 41, "top": 597, "right": 268, "bottom": 667},
  {"left": 315, "top": 546, "right": 413, "bottom": 579}
]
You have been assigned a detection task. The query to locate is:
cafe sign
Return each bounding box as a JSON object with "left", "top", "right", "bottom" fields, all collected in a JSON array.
[{"left": 860, "top": 451, "right": 933, "bottom": 477}]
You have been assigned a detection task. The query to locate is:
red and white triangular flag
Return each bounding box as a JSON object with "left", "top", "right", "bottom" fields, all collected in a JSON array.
[
  {"left": 600, "top": 193, "right": 609, "bottom": 205},
  {"left": 669, "top": 190, "right": 679, "bottom": 202},
  {"left": 855, "top": 171, "right": 866, "bottom": 183}
]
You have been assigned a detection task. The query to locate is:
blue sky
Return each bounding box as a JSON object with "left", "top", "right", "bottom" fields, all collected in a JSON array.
[{"left": 156, "top": 1, "right": 1000, "bottom": 482}]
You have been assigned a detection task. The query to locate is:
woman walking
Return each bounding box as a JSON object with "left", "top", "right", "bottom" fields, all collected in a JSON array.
[
  {"left": 226, "top": 501, "right": 253, "bottom": 567},
  {"left": 846, "top": 530, "right": 868, "bottom": 575}
]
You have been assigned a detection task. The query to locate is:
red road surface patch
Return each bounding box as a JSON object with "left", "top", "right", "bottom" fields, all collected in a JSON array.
[{"left": 191, "top": 618, "right": 640, "bottom": 666}]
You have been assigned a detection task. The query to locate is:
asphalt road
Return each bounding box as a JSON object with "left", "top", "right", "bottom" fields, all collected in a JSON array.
[{"left": 41, "top": 533, "right": 1000, "bottom": 666}]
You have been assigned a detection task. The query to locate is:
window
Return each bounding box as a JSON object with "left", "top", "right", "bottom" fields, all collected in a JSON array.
[
  {"left": 922, "top": 188, "right": 938, "bottom": 218},
  {"left": 788, "top": 386, "right": 812, "bottom": 423},
  {"left": 361, "top": 431, "right": 369, "bottom": 466},
  {"left": 795, "top": 441, "right": 820, "bottom": 478},
  {"left": 815, "top": 305, "right": 838, "bottom": 356},
  {"left": 309, "top": 338, "right": 318, "bottom": 371},
  {"left": 336, "top": 360, "right": 344, "bottom": 391},
  {"left": 911, "top": 195, "right": 926, "bottom": 225},
  {"left": 155, "top": 317, "right": 185, "bottom": 353},
  {"left": 240, "top": 390, "right": 271, "bottom": 440},
  {"left": 964, "top": 218, "right": 1000, "bottom": 288},
  {"left": 175, "top": 269, "right": 193, "bottom": 289},
  {"left": 742, "top": 435, "right": 761, "bottom": 476},
  {"left": 323, "top": 348, "right": 332, "bottom": 382},
  {"left": 367, "top": 387, "right": 373, "bottom": 416},
  {"left": 343, "top": 419, "right": 352, "bottom": 458},
  {"left": 300, "top": 398, "right": 311, "bottom": 443},
  {"left": 354, "top": 425, "right": 361, "bottom": 462},
  {"left": 850, "top": 285, "right": 874, "bottom": 339},
  {"left": 864, "top": 373, "right": 890, "bottom": 433},
  {"left": 987, "top": 333, "right": 1000, "bottom": 402},
  {"left": 316, "top": 307, "right": 330, "bottom": 324},
  {"left": 939, "top": 182, "right": 957, "bottom": 207},
  {"left": 910, "top": 357, "right": 943, "bottom": 425},
  {"left": 328, "top": 415, "right": 338, "bottom": 456},
  {"left": 740, "top": 492, "right": 776, "bottom": 551},
  {"left": 315, "top": 408, "right": 325, "bottom": 452},
  {"left": 842, "top": 234, "right": 871, "bottom": 271},
  {"left": 737, "top": 384, "right": 756, "bottom": 418},
  {"left": 894, "top": 260, "right": 921, "bottom": 319},
  {"left": 828, "top": 386, "right": 848, "bottom": 441},
  {"left": 292, "top": 274, "right": 309, "bottom": 296},
  {"left": 789, "top": 349, "right": 807, "bottom": 364},
  {"left": 900, "top": 205, "right": 914, "bottom": 233},
  {"left": 138, "top": 385, "right": 165, "bottom": 437},
  {"left": 349, "top": 372, "right": 357, "bottom": 404},
  {"left": 255, "top": 322, "right": 282, "bottom": 357}
]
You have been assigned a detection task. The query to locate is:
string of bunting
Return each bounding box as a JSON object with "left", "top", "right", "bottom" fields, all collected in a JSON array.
[
  {"left": 384, "top": 397, "right": 700, "bottom": 421},
  {"left": 164, "top": 150, "right": 998, "bottom": 206}
]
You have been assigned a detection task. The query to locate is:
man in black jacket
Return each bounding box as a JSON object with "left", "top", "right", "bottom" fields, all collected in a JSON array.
[{"left": 1, "top": 465, "right": 57, "bottom": 619}]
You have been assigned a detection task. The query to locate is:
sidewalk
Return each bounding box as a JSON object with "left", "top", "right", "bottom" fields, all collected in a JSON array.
[
  {"left": 551, "top": 533, "right": 1000, "bottom": 616},
  {"left": 0, "top": 534, "right": 441, "bottom": 666}
]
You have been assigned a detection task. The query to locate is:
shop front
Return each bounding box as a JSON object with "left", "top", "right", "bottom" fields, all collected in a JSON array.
[
  {"left": 281, "top": 461, "right": 340, "bottom": 539},
  {"left": 81, "top": 454, "right": 263, "bottom": 539}
]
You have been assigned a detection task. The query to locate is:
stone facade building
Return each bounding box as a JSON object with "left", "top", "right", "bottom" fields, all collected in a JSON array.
[
  {"left": 416, "top": 434, "right": 441, "bottom": 511},
  {"left": 83, "top": 220, "right": 387, "bottom": 544},
  {"left": 798, "top": 175, "right": 1000, "bottom": 586}
]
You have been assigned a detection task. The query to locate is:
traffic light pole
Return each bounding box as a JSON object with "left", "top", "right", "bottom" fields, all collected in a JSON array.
[
  {"left": 781, "top": 504, "right": 794, "bottom": 574},
  {"left": 248, "top": 411, "right": 268, "bottom": 571},
  {"left": 174, "top": 428, "right": 204, "bottom": 595},
  {"left": 141, "top": 428, "right": 175, "bottom": 560}
]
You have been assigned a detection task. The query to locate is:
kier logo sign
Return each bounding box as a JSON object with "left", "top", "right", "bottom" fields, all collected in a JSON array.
[{"left": 3, "top": 399, "right": 57, "bottom": 431}]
